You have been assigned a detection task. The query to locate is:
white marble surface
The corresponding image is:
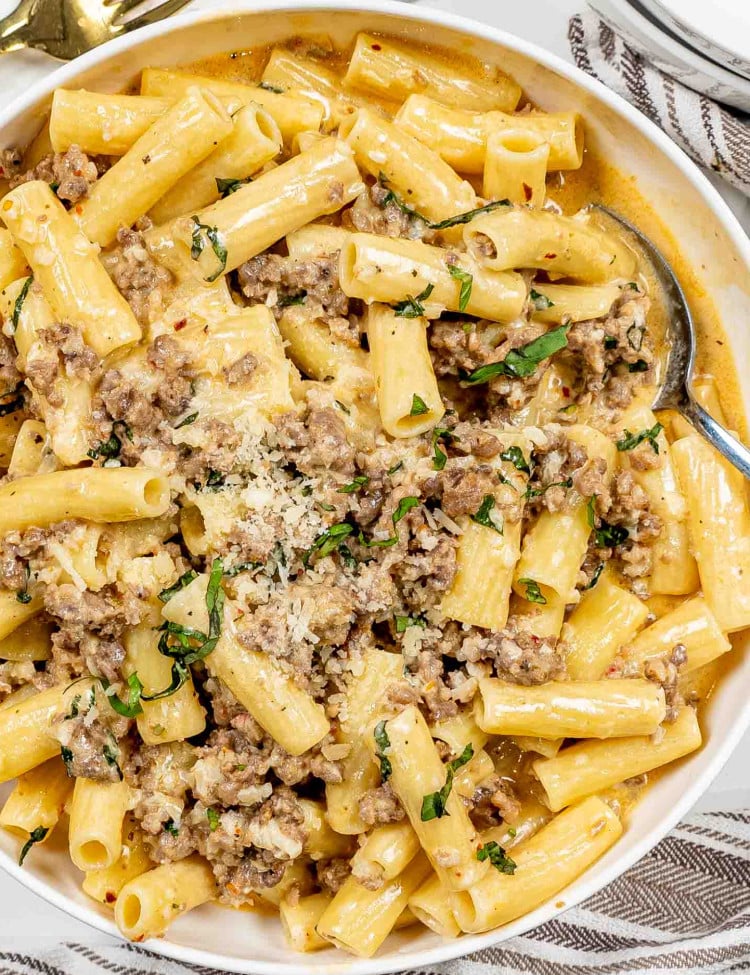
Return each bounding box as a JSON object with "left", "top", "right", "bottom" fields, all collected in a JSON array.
[{"left": 0, "top": 0, "right": 747, "bottom": 947}]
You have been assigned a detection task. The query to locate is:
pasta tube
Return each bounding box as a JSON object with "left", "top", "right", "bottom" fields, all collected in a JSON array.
[
  {"left": 162, "top": 577, "right": 329, "bottom": 755},
  {"left": 672, "top": 435, "right": 750, "bottom": 631},
  {"left": 160, "top": 138, "right": 362, "bottom": 283},
  {"left": 619, "top": 595, "right": 731, "bottom": 675},
  {"left": 0, "top": 228, "right": 29, "bottom": 290},
  {"left": 316, "top": 853, "right": 431, "bottom": 957},
  {"left": 280, "top": 892, "right": 332, "bottom": 952},
  {"left": 69, "top": 778, "right": 131, "bottom": 871},
  {"left": 0, "top": 616, "right": 52, "bottom": 662},
  {"left": 340, "top": 109, "right": 477, "bottom": 231},
  {"left": 0, "top": 467, "right": 170, "bottom": 535},
  {"left": 0, "top": 277, "right": 93, "bottom": 465},
  {"left": 344, "top": 34, "right": 521, "bottom": 112},
  {"left": 476, "top": 677, "right": 666, "bottom": 739},
  {"left": 339, "top": 232, "right": 526, "bottom": 323},
  {"left": 350, "top": 821, "right": 421, "bottom": 888},
  {"left": 365, "top": 303, "right": 443, "bottom": 437},
  {"left": 49, "top": 90, "right": 171, "bottom": 155},
  {"left": 408, "top": 874, "right": 461, "bottom": 938},
  {"left": 563, "top": 573, "right": 649, "bottom": 679},
  {"left": 0, "top": 587, "right": 43, "bottom": 643},
  {"left": 115, "top": 856, "right": 217, "bottom": 940},
  {"left": 616, "top": 402, "right": 697, "bottom": 594},
  {"left": 82, "top": 814, "right": 152, "bottom": 904},
  {"left": 528, "top": 283, "right": 622, "bottom": 324},
  {"left": 140, "top": 67, "right": 324, "bottom": 143},
  {"left": 380, "top": 705, "right": 487, "bottom": 891},
  {"left": 76, "top": 86, "right": 233, "bottom": 247},
  {"left": 534, "top": 707, "right": 702, "bottom": 811},
  {"left": 395, "top": 95, "right": 583, "bottom": 173},
  {"left": 483, "top": 129, "right": 549, "bottom": 205},
  {"left": 149, "top": 104, "right": 282, "bottom": 223},
  {"left": 0, "top": 758, "right": 71, "bottom": 839},
  {"left": 452, "top": 797, "right": 622, "bottom": 932},
  {"left": 1, "top": 181, "right": 141, "bottom": 356},
  {"left": 0, "top": 683, "right": 66, "bottom": 782},
  {"left": 465, "top": 208, "right": 637, "bottom": 282}
]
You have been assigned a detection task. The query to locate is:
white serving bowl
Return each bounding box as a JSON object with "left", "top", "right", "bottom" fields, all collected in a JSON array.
[
  {"left": 1, "top": 2, "right": 750, "bottom": 971},
  {"left": 588, "top": 0, "right": 750, "bottom": 112},
  {"left": 639, "top": 0, "right": 750, "bottom": 82}
]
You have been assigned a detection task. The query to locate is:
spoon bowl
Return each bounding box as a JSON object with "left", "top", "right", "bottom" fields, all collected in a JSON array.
[{"left": 593, "top": 203, "right": 750, "bottom": 478}]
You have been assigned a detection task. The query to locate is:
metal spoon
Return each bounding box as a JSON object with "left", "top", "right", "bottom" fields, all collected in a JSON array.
[{"left": 593, "top": 204, "right": 750, "bottom": 479}]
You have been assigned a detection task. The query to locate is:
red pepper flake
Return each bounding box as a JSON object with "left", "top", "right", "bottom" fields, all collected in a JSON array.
[
  {"left": 371, "top": 43, "right": 381, "bottom": 50},
  {"left": 75, "top": 204, "right": 83, "bottom": 214},
  {"left": 561, "top": 385, "right": 570, "bottom": 398},
  {"left": 173, "top": 318, "right": 187, "bottom": 331},
  {"left": 544, "top": 252, "right": 557, "bottom": 259},
  {"left": 105, "top": 891, "right": 116, "bottom": 904},
  {"left": 74, "top": 169, "right": 82, "bottom": 177},
  {"left": 523, "top": 183, "right": 532, "bottom": 202}
]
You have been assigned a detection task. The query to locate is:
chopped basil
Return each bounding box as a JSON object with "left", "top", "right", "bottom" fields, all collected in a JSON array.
[
  {"left": 582, "top": 562, "right": 605, "bottom": 590},
  {"left": 524, "top": 477, "right": 572, "bottom": 500},
  {"left": 387, "top": 461, "right": 403, "bottom": 476},
  {"left": 373, "top": 720, "right": 392, "bottom": 781},
  {"left": 476, "top": 840, "right": 517, "bottom": 874},
  {"left": 11, "top": 275, "right": 33, "bottom": 332},
  {"left": 15, "top": 590, "right": 31, "bottom": 604},
  {"left": 508, "top": 826, "right": 517, "bottom": 838},
  {"left": 392, "top": 283, "right": 434, "bottom": 319},
  {"left": 337, "top": 544, "right": 358, "bottom": 569},
  {"left": 303, "top": 523, "right": 354, "bottom": 566},
  {"left": 204, "top": 469, "right": 226, "bottom": 490},
  {"left": 500, "top": 446, "right": 530, "bottom": 474},
  {"left": 395, "top": 614, "right": 426, "bottom": 633},
  {"left": 0, "top": 385, "right": 24, "bottom": 417},
  {"left": 463, "top": 325, "right": 570, "bottom": 384},
  {"left": 470, "top": 495, "right": 503, "bottom": 534},
  {"left": 428, "top": 198, "right": 510, "bottom": 231},
  {"left": 357, "top": 496, "right": 420, "bottom": 549},
  {"left": 529, "top": 288, "right": 554, "bottom": 311},
  {"left": 103, "top": 738, "right": 123, "bottom": 779},
  {"left": 61, "top": 746, "right": 74, "bottom": 775},
  {"left": 410, "top": 394, "right": 429, "bottom": 416},
  {"left": 18, "top": 826, "right": 49, "bottom": 866},
  {"left": 215, "top": 176, "right": 251, "bottom": 197},
  {"left": 448, "top": 264, "right": 473, "bottom": 312},
  {"left": 334, "top": 399, "right": 350, "bottom": 415},
  {"left": 278, "top": 290, "right": 307, "bottom": 307},
  {"left": 223, "top": 561, "right": 263, "bottom": 577},
  {"left": 393, "top": 496, "right": 420, "bottom": 525},
  {"left": 164, "top": 819, "right": 179, "bottom": 837},
  {"left": 158, "top": 569, "right": 198, "bottom": 603},
  {"left": 587, "top": 496, "right": 629, "bottom": 548},
  {"left": 102, "top": 673, "right": 143, "bottom": 718},
  {"left": 206, "top": 808, "right": 220, "bottom": 831},
  {"left": 142, "top": 559, "right": 225, "bottom": 701},
  {"left": 258, "top": 81, "right": 284, "bottom": 93},
  {"left": 431, "top": 427, "right": 458, "bottom": 471},
  {"left": 66, "top": 695, "right": 81, "bottom": 720},
  {"left": 87, "top": 420, "right": 132, "bottom": 462},
  {"left": 518, "top": 577, "right": 546, "bottom": 605},
  {"left": 190, "top": 217, "right": 228, "bottom": 283},
  {"left": 175, "top": 412, "right": 198, "bottom": 429},
  {"left": 420, "top": 743, "right": 474, "bottom": 821},
  {"left": 338, "top": 475, "right": 369, "bottom": 494},
  {"left": 627, "top": 324, "right": 645, "bottom": 351},
  {"left": 376, "top": 173, "right": 430, "bottom": 224},
  {"left": 628, "top": 359, "right": 649, "bottom": 373},
  {"left": 604, "top": 335, "right": 618, "bottom": 350},
  {"left": 616, "top": 422, "right": 663, "bottom": 455}
]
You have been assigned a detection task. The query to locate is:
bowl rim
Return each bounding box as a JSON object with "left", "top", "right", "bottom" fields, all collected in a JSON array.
[
  {"left": 640, "top": 0, "right": 750, "bottom": 79},
  {"left": 1, "top": 1, "right": 750, "bottom": 972},
  {"left": 590, "top": 0, "right": 750, "bottom": 94}
]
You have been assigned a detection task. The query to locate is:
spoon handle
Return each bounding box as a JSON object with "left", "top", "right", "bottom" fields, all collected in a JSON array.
[{"left": 682, "top": 397, "right": 750, "bottom": 479}]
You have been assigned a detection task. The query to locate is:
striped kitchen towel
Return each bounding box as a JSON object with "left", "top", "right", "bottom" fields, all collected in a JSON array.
[
  {"left": 0, "top": 808, "right": 748, "bottom": 975},
  {"left": 568, "top": 10, "right": 750, "bottom": 196}
]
